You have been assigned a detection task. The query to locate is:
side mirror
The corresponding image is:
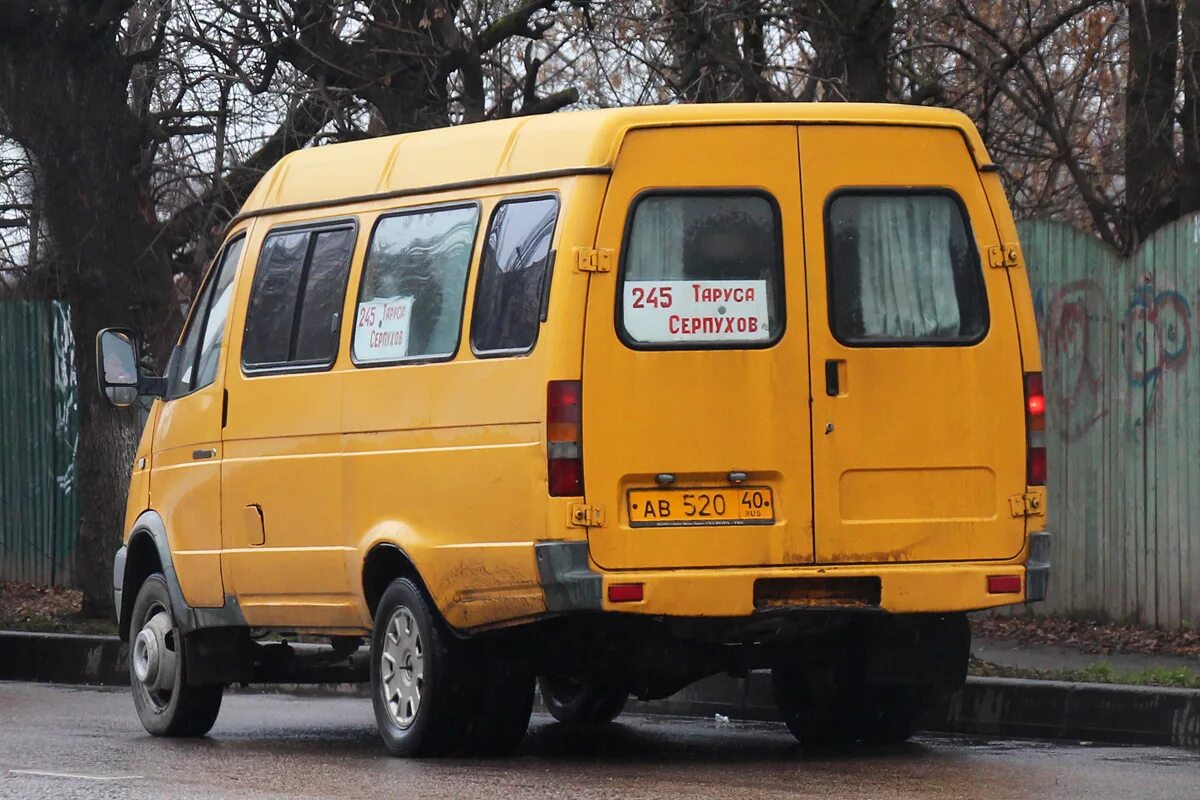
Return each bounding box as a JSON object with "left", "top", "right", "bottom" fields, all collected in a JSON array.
[{"left": 96, "top": 328, "right": 161, "bottom": 408}]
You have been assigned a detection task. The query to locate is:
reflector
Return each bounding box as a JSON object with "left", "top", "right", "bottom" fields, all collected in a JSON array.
[
  {"left": 987, "top": 575, "right": 1022, "bottom": 594},
  {"left": 607, "top": 583, "right": 644, "bottom": 603}
]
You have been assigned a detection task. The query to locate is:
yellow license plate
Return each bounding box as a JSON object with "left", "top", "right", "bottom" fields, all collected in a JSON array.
[{"left": 627, "top": 486, "right": 775, "bottom": 527}]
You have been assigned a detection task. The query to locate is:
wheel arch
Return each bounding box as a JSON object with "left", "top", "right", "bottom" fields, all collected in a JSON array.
[
  {"left": 117, "top": 509, "right": 246, "bottom": 637},
  {"left": 118, "top": 511, "right": 180, "bottom": 640},
  {"left": 119, "top": 529, "right": 164, "bottom": 639},
  {"left": 361, "top": 543, "right": 438, "bottom": 622}
]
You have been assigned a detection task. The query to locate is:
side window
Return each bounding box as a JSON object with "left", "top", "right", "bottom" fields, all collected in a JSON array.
[
  {"left": 294, "top": 229, "right": 355, "bottom": 364},
  {"left": 826, "top": 192, "right": 988, "bottom": 344},
  {"left": 470, "top": 196, "right": 559, "bottom": 356},
  {"left": 193, "top": 238, "right": 245, "bottom": 388},
  {"left": 619, "top": 192, "right": 784, "bottom": 348},
  {"left": 353, "top": 204, "right": 479, "bottom": 365},
  {"left": 166, "top": 235, "right": 245, "bottom": 398},
  {"left": 242, "top": 232, "right": 308, "bottom": 368},
  {"left": 242, "top": 223, "right": 356, "bottom": 372}
]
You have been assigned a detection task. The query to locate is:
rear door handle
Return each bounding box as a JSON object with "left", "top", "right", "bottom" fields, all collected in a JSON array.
[
  {"left": 192, "top": 448, "right": 216, "bottom": 460},
  {"left": 825, "top": 360, "right": 842, "bottom": 397}
]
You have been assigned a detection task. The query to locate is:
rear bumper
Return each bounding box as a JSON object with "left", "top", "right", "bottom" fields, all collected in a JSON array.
[{"left": 537, "top": 535, "right": 1051, "bottom": 617}]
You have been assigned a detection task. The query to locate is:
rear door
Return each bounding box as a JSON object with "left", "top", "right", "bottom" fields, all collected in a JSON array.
[
  {"left": 583, "top": 125, "right": 813, "bottom": 570},
  {"left": 799, "top": 125, "right": 1026, "bottom": 564}
]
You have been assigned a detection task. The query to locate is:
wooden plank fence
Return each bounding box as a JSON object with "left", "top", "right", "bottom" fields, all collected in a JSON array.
[{"left": 1019, "top": 217, "right": 1199, "bottom": 627}]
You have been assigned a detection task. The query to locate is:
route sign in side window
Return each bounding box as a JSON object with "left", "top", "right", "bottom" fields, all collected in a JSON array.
[
  {"left": 619, "top": 192, "right": 785, "bottom": 348},
  {"left": 470, "top": 196, "right": 559, "bottom": 356},
  {"left": 825, "top": 191, "right": 988, "bottom": 345},
  {"left": 353, "top": 204, "right": 480, "bottom": 365}
]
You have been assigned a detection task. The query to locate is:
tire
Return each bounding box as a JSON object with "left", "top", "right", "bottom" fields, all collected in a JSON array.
[
  {"left": 369, "top": 577, "right": 534, "bottom": 757},
  {"left": 128, "top": 574, "right": 223, "bottom": 737},
  {"left": 771, "top": 659, "right": 921, "bottom": 748},
  {"left": 468, "top": 641, "right": 536, "bottom": 755},
  {"left": 538, "top": 675, "right": 628, "bottom": 725}
]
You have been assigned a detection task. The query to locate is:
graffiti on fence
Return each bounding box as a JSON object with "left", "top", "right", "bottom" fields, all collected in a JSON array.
[
  {"left": 1037, "top": 279, "right": 1108, "bottom": 442},
  {"left": 1122, "top": 283, "right": 1192, "bottom": 437}
]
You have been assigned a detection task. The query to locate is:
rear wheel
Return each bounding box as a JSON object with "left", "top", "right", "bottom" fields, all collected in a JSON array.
[
  {"left": 128, "top": 574, "right": 223, "bottom": 737},
  {"left": 772, "top": 660, "right": 924, "bottom": 748},
  {"left": 538, "top": 675, "right": 628, "bottom": 725},
  {"left": 369, "top": 577, "right": 534, "bottom": 757}
]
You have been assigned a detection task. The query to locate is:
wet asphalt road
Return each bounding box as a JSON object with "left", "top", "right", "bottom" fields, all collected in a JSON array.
[{"left": 1, "top": 682, "right": 1197, "bottom": 800}]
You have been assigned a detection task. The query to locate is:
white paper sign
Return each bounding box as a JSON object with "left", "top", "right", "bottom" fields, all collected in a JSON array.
[
  {"left": 354, "top": 295, "right": 414, "bottom": 362},
  {"left": 623, "top": 280, "right": 770, "bottom": 343}
]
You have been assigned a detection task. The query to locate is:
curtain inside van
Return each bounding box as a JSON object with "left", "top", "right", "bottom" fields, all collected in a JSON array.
[
  {"left": 854, "top": 194, "right": 959, "bottom": 338},
  {"left": 829, "top": 194, "right": 969, "bottom": 341}
]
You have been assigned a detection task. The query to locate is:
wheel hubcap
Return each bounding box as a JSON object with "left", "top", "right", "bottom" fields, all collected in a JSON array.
[
  {"left": 380, "top": 606, "right": 424, "bottom": 729},
  {"left": 134, "top": 610, "right": 177, "bottom": 696}
]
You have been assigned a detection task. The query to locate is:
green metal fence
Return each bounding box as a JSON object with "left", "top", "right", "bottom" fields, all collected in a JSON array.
[{"left": 0, "top": 300, "right": 78, "bottom": 586}]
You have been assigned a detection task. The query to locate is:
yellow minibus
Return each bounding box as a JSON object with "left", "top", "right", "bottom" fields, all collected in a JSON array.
[{"left": 97, "top": 103, "right": 1048, "bottom": 755}]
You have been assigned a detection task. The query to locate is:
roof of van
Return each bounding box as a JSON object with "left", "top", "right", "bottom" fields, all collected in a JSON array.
[{"left": 237, "top": 103, "right": 989, "bottom": 220}]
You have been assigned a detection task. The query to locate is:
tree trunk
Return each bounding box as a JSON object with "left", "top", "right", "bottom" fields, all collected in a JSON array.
[
  {"left": 1181, "top": 0, "right": 1200, "bottom": 215},
  {"left": 795, "top": 0, "right": 895, "bottom": 102},
  {"left": 662, "top": 0, "right": 750, "bottom": 103},
  {"left": 1126, "top": 0, "right": 1181, "bottom": 245},
  {"left": 0, "top": 17, "right": 176, "bottom": 616}
]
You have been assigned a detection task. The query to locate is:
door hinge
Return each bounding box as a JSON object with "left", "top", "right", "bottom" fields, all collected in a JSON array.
[
  {"left": 575, "top": 247, "right": 613, "bottom": 273},
  {"left": 987, "top": 243, "right": 1022, "bottom": 269},
  {"left": 1009, "top": 490, "right": 1046, "bottom": 518},
  {"left": 570, "top": 503, "right": 605, "bottom": 528}
]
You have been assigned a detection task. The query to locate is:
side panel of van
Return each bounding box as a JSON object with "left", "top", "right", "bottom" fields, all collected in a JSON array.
[
  {"left": 220, "top": 217, "right": 358, "bottom": 628},
  {"left": 583, "top": 126, "right": 815, "bottom": 570},
  {"left": 340, "top": 181, "right": 598, "bottom": 630},
  {"left": 799, "top": 125, "right": 1027, "bottom": 564}
]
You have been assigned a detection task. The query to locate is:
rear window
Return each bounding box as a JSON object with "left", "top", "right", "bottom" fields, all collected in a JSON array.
[
  {"left": 618, "top": 192, "right": 784, "bottom": 348},
  {"left": 353, "top": 204, "right": 479, "bottom": 365},
  {"left": 826, "top": 191, "right": 988, "bottom": 345}
]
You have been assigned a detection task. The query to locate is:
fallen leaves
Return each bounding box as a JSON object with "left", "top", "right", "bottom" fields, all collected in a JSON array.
[{"left": 975, "top": 615, "right": 1200, "bottom": 657}]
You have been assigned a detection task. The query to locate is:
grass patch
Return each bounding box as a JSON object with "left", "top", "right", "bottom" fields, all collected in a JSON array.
[{"left": 970, "top": 657, "right": 1200, "bottom": 689}]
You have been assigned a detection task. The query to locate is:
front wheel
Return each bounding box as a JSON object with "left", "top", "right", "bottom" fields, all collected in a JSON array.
[
  {"left": 128, "top": 574, "right": 223, "bottom": 736},
  {"left": 538, "top": 675, "right": 628, "bottom": 725}
]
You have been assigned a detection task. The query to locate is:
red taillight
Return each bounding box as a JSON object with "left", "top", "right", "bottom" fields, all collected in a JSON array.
[
  {"left": 1028, "top": 447, "right": 1047, "bottom": 486},
  {"left": 987, "top": 574, "right": 1022, "bottom": 594},
  {"left": 608, "top": 583, "right": 644, "bottom": 603},
  {"left": 1024, "top": 373, "right": 1046, "bottom": 486},
  {"left": 1025, "top": 373, "right": 1046, "bottom": 420},
  {"left": 548, "top": 381, "right": 583, "bottom": 497}
]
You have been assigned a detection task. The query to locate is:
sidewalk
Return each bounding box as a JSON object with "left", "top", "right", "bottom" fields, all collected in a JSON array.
[{"left": 974, "top": 635, "right": 1200, "bottom": 672}]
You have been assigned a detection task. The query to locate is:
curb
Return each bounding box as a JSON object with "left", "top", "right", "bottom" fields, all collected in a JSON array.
[
  {"left": 624, "top": 671, "right": 1200, "bottom": 748},
  {"left": 0, "top": 631, "right": 128, "bottom": 686},
  {"left": 3, "top": 631, "right": 1197, "bottom": 748}
]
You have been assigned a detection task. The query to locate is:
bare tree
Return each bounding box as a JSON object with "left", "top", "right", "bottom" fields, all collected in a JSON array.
[
  {"left": 0, "top": 0, "right": 336, "bottom": 614},
  {"left": 192, "top": 1, "right": 588, "bottom": 134}
]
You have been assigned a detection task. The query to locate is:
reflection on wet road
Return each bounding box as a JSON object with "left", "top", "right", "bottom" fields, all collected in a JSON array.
[{"left": 1, "top": 682, "right": 1196, "bottom": 799}]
